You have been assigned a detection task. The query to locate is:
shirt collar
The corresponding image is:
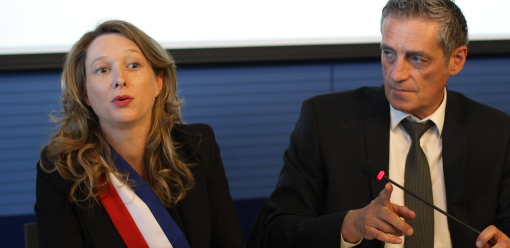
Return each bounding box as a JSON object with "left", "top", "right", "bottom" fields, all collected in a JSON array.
[{"left": 390, "top": 88, "right": 447, "bottom": 136}]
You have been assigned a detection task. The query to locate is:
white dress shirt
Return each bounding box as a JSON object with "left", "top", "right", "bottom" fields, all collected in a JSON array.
[
  {"left": 341, "top": 88, "right": 452, "bottom": 248},
  {"left": 386, "top": 88, "right": 451, "bottom": 248}
]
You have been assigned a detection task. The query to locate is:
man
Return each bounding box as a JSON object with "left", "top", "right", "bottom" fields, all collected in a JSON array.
[{"left": 248, "top": 0, "right": 510, "bottom": 247}]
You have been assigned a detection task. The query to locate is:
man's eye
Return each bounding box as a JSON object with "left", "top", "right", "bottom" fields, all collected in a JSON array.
[
  {"left": 383, "top": 51, "right": 393, "bottom": 57},
  {"left": 411, "top": 56, "right": 424, "bottom": 62},
  {"left": 128, "top": 63, "right": 140, "bottom": 69}
]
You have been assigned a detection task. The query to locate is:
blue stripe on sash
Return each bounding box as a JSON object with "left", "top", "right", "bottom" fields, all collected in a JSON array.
[{"left": 111, "top": 148, "right": 191, "bottom": 248}]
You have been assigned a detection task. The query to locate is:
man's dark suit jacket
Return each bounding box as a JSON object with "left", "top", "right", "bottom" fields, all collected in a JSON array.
[
  {"left": 248, "top": 86, "right": 510, "bottom": 248},
  {"left": 35, "top": 124, "right": 245, "bottom": 248}
]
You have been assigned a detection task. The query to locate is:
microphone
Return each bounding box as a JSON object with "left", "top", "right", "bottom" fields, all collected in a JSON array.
[{"left": 361, "top": 161, "right": 496, "bottom": 246}]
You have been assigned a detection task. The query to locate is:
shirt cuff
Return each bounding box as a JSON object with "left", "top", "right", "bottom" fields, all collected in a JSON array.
[{"left": 340, "top": 233, "right": 363, "bottom": 248}]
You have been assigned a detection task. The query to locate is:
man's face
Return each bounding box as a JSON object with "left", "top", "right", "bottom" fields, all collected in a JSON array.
[{"left": 381, "top": 17, "right": 454, "bottom": 119}]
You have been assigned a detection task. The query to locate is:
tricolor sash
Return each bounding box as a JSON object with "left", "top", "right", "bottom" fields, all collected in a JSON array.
[{"left": 98, "top": 149, "right": 191, "bottom": 248}]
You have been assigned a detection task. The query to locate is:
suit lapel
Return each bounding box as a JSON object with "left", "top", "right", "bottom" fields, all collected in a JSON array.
[
  {"left": 364, "top": 86, "right": 391, "bottom": 199},
  {"left": 442, "top": 90, "right": 471, "bottom": 245}
]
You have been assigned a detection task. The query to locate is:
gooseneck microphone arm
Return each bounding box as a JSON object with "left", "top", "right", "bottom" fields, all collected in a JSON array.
[{"left": 361, "top": 161, "right": 495, "bottom": 246}]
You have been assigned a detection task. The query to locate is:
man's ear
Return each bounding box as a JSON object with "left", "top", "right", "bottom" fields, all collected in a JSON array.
[{"left": 448, "top": 46, "right": 468, "bottom": 76}]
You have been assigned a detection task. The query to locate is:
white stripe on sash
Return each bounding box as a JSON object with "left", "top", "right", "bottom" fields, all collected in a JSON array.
[{"left": 110, "top": 173, "right": 173, "bottom": 248}]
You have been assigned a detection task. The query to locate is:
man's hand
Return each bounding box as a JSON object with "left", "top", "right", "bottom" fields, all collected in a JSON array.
[
  {"left": 476, "top": 225, "right": 510, "bottom": 248},
  {"left": 341, "top": 183, "right": 415, "bottom": 244}
]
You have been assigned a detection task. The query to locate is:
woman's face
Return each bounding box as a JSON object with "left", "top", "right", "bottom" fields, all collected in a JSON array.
[{"left": 84, "top": 33, "right": 163, "bottom": 131}]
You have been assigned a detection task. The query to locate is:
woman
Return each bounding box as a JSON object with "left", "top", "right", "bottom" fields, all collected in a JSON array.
[{"left": 35, "top": 20, "right": 244, "bottom": 248}]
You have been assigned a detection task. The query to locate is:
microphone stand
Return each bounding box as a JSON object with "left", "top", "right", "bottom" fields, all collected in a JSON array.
[{"left": 381, "top": 175, "right": 496, "bottom": 246}]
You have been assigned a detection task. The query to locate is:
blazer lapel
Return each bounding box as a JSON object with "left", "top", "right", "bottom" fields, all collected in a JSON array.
[
  {"left": 170, "top": 165, "right": 211, "bottom": 248},
  {"left": 364, "top": 86, "right": 391, "bottom": 199},
  {"left": 80, "top": 204, "right": 126, "bottom": 247}
]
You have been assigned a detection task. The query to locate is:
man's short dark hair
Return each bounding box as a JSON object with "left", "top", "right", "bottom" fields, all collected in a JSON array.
[{"left": 381, "top": 0, "right": 469, "bottom": 59}]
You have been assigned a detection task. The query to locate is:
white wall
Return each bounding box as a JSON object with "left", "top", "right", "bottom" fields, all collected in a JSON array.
[{"left": 1, "top": 0, "right": 509, "bottom": 55}]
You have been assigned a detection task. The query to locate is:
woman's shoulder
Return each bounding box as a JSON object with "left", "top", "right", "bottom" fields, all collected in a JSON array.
[
  {"left": 172, "top": 123, "right": 218, "bottom": 160},
  {"left": 172, "top": 123, "right": 215, "bottom": 145},
  {"left": 173, "top": 123, "right": 214, "bottom": 135},
  {"left": 36, "top": 147, "right": 73, "bottom": 196},
  {"left": 37, "top": 146, "right": 58, "bottom": 174}
]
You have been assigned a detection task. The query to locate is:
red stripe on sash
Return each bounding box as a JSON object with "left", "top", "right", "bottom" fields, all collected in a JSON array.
[{"left": 98, "top": 178, "right": 150, "bottom": 248}]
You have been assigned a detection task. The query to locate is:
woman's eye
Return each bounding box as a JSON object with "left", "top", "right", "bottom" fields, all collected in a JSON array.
[{"left": 96, "top": 68, "right": 109, "bottom": 73}]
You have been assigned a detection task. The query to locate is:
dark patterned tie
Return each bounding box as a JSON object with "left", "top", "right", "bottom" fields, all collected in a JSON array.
[{"left": 401, "top": 119, "right": 435, "bottom": 248}]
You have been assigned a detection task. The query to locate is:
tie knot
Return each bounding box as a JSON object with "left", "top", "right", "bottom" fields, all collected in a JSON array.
[{"left": 400, "top": 119, "right": 434, "bottom": 141}]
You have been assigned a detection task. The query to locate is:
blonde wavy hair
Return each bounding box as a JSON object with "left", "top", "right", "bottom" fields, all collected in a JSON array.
[{"left": 40, "top": 20, "right": 194, "bottom": 208}]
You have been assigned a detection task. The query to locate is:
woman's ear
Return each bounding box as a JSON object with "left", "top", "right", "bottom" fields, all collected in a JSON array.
[
  {"left": 84, "top": 95, "right": 90, "bottom": 106},
  {"left": 154, "top": 75, "right": 163, "bottom": 97}
]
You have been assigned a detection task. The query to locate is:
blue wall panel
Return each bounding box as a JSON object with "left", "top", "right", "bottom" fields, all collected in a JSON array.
[
  {"left": 178, "top": 64, "right": 332, "bottom": 199},
  {"left": 0, "top": 57, "right": 509, "bottom": 218},
  {"left": 333, "top": 58, "right": 510, "bottom": 115},
  {"left": 0, "top": 63, "right": 332, "bottom": 217},
  {"left": 0, "top": 71, "right": 61, "bottom": 216},
  {"left": 447, "top": 57, "right": 510, "bottom": 114},
  {"left": 0, "top": 57, "right": 509, "bottom": 248},
  {"left": 333, "top": 61, "right": 382, "bottom": 91}
]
